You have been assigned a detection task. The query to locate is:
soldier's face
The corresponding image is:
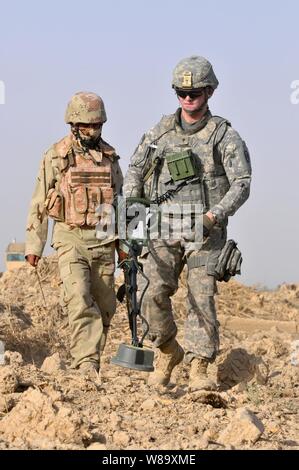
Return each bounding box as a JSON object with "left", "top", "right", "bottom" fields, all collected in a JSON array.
[
  {"left": 177, "top": 89, "right": 207, "bottom": 115},
  {"left": 72, "top": 122, "right": 103, "bottom": 147},
  {"left": 77, "top": 122, "right": 102, "bottom": 137}
]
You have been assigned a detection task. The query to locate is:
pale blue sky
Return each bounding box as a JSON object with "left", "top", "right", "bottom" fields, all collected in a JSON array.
[{"left": 0, "top": 0, "right": 298, "bottom": 287}]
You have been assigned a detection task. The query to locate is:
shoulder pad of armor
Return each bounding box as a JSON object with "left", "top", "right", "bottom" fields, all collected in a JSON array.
[
  {"left": 210, "top": 116, "right": 231, "bottom": 145},
  {"left": 53, "top": 135, "right": 73, "bottom": 159},
  {"left": 158, "top": 114, "right": 176, "bottom": 131},
  {"left": 43, "top": 144, "right": 56, "bottom": 160},
  {"left": 100, "top": 139, "right": 118, "bottom": 160},
  {"left": 146, "top": 114, "right": 176, "bottom": 144},
  {"left": 211, "top": 115, "right": 231, "bottom": 126}
]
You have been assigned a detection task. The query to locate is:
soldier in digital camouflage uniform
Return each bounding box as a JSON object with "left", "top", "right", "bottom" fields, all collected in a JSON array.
[
  {"left": 25, "top": 92, "right": 123, "bottom": 375},
  {"left": 123, "top": 56, "right": 251, "bottom": 390}
]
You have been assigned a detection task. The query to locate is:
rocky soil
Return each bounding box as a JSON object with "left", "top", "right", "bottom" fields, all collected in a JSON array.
[{"left": 0, "top": 256, "right": 298, "bottom": 450}]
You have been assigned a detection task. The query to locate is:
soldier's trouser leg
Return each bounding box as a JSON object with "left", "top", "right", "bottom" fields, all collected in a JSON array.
[
  {"left": 139, "top": 242, "right": 184, "bottom": 347},
  {"left": 184, "top": 264, "right": 219, "bottom": 363},
  {"left": 57, "top": 243, "right": 115, "bottom": 369},
  {"left": 90, "top": 243, "right": 116, "bottom": 357}
]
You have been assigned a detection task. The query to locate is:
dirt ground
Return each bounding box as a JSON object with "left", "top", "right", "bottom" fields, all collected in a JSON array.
[{"left": 0, "top": 255, "right": 298, "bottom": 450}]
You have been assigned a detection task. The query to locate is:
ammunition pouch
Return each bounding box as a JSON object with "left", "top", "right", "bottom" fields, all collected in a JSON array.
[
  {"left": 186, "top": 239, "right": 242, "bottom": 282},
  {"left": 44, "top": 188, "right": 65, "bottom": 222},
  {"left": 165, "top": 149, "right": 198, "bottom": 182}
]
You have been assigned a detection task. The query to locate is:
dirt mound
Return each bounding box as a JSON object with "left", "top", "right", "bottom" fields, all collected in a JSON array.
[
  {"left": 0, "top": 257, "right": 298, "bottom": 450},
  {"left": 0, "top": 385, "right": 91, "bottom": 449},
  {"left": 173, "top": 269, "right": 299, "bottom": 322}
]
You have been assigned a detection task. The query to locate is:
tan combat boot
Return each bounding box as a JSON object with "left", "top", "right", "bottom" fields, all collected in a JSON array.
[
  {"left": 78, "top": 361, "right": 100, "bottom": 381},
  {"left": 188, "top": 358, "right": 217, "bottom": 391},
  {"left": 148, "top": 338, "right": 184, "bottom": 386}
]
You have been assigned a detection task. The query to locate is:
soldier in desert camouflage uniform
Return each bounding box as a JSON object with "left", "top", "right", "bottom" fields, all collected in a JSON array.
[
  {"left": 123, "top": 56, "right": 251, "bottom": 390},
  {"left": 25, "top": 92, "right": 123, "bottom": 375}
]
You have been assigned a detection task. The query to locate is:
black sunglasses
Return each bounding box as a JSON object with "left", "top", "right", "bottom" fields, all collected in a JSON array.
[{"left": 176, "top": 89, "right": 205, "bottom": 100}]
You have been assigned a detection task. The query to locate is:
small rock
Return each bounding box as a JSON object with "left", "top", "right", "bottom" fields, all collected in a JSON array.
[
  {"left": 87, "top": 443, "right": 107, "bottom": 450},
  {"left": 186, "top": 425, "right": 198, "bottom": 436},
  {"left": 57, "top": 406, "right": 72, "bottom": 418},
  {"left": 141, "top": 398, "right": 157, "bottom": 411},
  {"left": 134, "top": 418, "right": 148, "bottom": 431},
  {"left": 41, "top": 353, "right": 66, "bottom": 374},
  {"left": 90, "top": 415, "right": 100, "bottom": 425},
  {"left": 203, "top": 427, "right": 218, "bottom": 442},
  {"left": 233, "top": 382, "right": 248, "bottom": 393},
  {"left": 114, "top": 376, "right": 131, "bottom": 388},
  {"left": 110, "top": 412, "right": 122, "bottom": 430},
  {"left": 160, "top": 440, "right": 177, "bottom": 450},
  {"left": 99, "top": 397, "right": 111, "bottom": 410},
  {"left": 4, "top": 351, "right": 23, "bottom": 366},
  {"left": 266, "top": 422, "right": 280, "bottom": 434},
  {"left": 109, "top": 396, "right": 119, "bottom": 408},
  {"left": 43, "top": 386, "right": 63, "bottom": 403},
  {"left": 0, "top": 366, "right": 19, "bottom": 394},
  {"left": 0, "top": 395, "right": 15, "bottom": 413},
  {"left": 113, "top": 431, "right": 130, "bottom": 447},
  {"left": 196, "top": 434, "right": 209, "bottom": 450},
  {"left": 218, "top": 407, "right": 264, "bottom": 446}
]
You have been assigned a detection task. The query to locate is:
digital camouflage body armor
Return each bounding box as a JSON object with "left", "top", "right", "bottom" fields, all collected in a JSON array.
[{"left": 127, "top": 110, "right": 251, "bottom": 225}]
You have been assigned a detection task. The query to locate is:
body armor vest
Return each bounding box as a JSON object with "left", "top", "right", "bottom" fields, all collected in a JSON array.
[
  {"left": 46, "top": 136, "right": 114, "bottom": 227},
  {"left": 143, "top": 116, "right": 230, "bottom": 214}
]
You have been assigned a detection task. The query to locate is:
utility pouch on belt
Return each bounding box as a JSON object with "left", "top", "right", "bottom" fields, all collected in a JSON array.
[
  {"left": 214, "top": 239, "right": 242, "bottom": 282},
  {"left": 166, "top": 149, "right": 198, "bottom": 182},
  {"left": 44, "top": 188, "right": 65, "bottom": 222}
]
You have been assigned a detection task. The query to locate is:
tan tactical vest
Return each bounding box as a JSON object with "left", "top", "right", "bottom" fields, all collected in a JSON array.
[{"left": 46, "top": 135, "right": 114, "bottom": 227}]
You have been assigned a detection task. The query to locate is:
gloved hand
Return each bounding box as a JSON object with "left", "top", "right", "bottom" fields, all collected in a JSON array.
[
  {"left": 118, "top": 248, "right": 129, "bottom": 263},
  {"left": 202, "top": 213, "right": 216, "bottom": 237},
  {"left": 115, "top": 240, "right": 129, "bottom": 264},
  {"left": 26, "top": 254, "right": 40, "bottom": 267}
]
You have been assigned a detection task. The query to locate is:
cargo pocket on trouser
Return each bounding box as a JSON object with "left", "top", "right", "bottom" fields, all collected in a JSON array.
[
  {"left": 56, "top": 245, "right": 74, "bottom": 312},
  {"left": 184, "top": 265, "right": 219, "bottom": 362},
  {"left": 90, "top": 245, "right": 116, "bottom": 327},
  {"left": 58, "top": 262, "right": 72, "bottom": 313}
]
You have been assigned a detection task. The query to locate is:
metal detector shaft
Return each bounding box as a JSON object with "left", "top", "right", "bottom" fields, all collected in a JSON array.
[{"left": 129, "top": 256, "right": 140, "bottom": 347}]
